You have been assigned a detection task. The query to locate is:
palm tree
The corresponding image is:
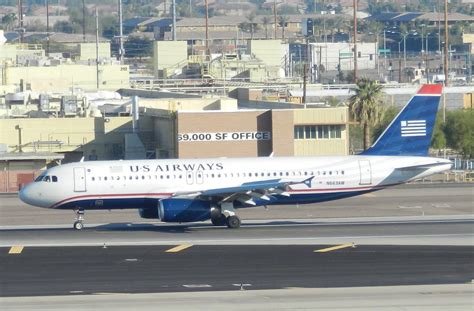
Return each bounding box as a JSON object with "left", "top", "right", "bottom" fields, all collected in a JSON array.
[
  {"left": 349, "top": 78, "right": 385, "bottom": 150},
  {"left": 1, "top": 13, "right": 17, "bottom": 32},
  {"left": 278, "top": 15, "right": 289, "bottom": 39}
]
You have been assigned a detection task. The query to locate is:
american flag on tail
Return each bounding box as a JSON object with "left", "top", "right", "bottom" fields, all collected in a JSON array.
[{"left": 400, "top": 120, "right": 426, "bottom": 137}]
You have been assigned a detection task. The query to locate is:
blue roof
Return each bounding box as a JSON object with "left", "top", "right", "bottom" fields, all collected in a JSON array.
[
  {"left": 394, "top": 13, "right": 423, "bottom": 22},
  {"left": 123, "top": 17, "right": 149, "bottom": 28}
]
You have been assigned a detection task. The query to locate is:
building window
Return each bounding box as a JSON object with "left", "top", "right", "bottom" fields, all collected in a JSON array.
[{"left": 294, "top": 125, "right": 343, "bottom": 140}]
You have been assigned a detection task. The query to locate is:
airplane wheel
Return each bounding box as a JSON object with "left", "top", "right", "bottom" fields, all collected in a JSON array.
[
  {"left": 226, "top": 215, "right": 241, "bottom": 229},
  {"left": 211, "top": 214, "right": 227, "bottom": 226},
  {"left": 73, "top": 221, "right": 84, "bottom": 230}
]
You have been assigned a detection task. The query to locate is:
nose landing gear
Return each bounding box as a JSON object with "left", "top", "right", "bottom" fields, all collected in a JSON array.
[{"left": 73, "top": 209, "right": 85, "bottom": 230}]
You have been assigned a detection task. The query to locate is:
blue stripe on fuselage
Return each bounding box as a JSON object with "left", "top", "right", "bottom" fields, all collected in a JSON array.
[{"left": 53, "top": 190, "right": 377, "bottom": 210}]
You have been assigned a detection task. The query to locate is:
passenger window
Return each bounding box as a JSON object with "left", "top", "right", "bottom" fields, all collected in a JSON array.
[
  {"left": 92, "top": 177, "right": 95, "bottom": 181},
  {"left": 104, "top": 177, "right": 108, "bottom": 181},
  {"left": 52, "top": 176, "right": 58, "bottom": 182}
]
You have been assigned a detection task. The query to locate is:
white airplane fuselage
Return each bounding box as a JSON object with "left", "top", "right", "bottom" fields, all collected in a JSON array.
[
  {"left": 20, "top": 155, "right": 451, "bottom": 211},
  {"left": 18, "top": 84, "right": 452, "bottom": 229}
]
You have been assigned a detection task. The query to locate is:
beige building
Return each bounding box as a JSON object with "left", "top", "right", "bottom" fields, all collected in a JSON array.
[
  {"left": 1, "top": 63, "right": 130, "bottom": 92},
  {"left": 153, "top": 41, "right": 188, "bottom": 78},
  {"left": 176, "top": 107, "right": 349, "bottom": 158},
  {"left": 77, "top": 42, "right": 111, "bottom": 61}
]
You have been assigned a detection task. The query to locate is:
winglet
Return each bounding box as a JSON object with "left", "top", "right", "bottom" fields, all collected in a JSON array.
[{"left": 417, "top": 84, "right": 443, "bottom": 95}]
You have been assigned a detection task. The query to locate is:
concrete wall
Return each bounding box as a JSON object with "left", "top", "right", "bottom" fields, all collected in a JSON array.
[
  {"left": 153, "top": 41, "right": 188, "bottom": 78},
  {"left": 77, "top": 42, "right": 111, "bottom": 61},
  {"left": 248, "top": 39, "right": 286, "bottom": 67},
  {"left": 2, "top": 64, "right": 130, "bottom": 91}
]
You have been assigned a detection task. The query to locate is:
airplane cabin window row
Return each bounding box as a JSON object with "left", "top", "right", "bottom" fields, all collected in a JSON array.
[{"left": 89, "top": 170, "right": 345, "bottom": 182}]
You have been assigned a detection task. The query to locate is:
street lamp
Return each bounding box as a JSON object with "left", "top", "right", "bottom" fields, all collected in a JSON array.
[
  {"left": 402, "top": 33, "right": 408, "bottom": 69},
  {"left": 398, "top": 39, "right": 403, "bottom": 83}
]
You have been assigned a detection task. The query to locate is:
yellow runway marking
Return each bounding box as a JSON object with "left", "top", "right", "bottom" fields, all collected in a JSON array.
[
  {"left": 314, "top": 243, "right": 355, "bottom": 253},
  {"left": 165, "top": 244, "right": 193, "bottom": 253},
  {"left": 8, "top": 246, "right": 24, "bottom": 254}
]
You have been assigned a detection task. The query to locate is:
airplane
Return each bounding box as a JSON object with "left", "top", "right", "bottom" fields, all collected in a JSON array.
[{"left": 19, "top": 84, "right": 452, "bottom": 230}]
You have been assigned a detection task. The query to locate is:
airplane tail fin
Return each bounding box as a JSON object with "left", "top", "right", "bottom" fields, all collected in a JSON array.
[{"left": 361, "top": 84, "right": 443, "bottom": 156}]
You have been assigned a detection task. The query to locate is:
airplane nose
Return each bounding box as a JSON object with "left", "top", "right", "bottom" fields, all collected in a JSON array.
[
  {"left": 19, "top": 184, "right": 40, "bottom": 206},
  {"left": 19, "top": 184, "right": 31, "bottom": 204}
]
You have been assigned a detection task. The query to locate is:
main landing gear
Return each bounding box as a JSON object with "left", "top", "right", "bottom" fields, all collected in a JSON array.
[
  {"left": 73, "top": 209, "right": 85, "bottom": 230},
  {"left": 210, "top": 203, "right": 241, "bottom": 229}
]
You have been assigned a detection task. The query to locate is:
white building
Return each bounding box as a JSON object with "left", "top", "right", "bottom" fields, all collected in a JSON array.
[{"left": 310, "top": 42, "right": 377, "bottom": 72}]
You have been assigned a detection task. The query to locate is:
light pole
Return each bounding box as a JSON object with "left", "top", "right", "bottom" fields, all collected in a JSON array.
[
  {"left": 398, "top": 39, "right": 403, "bottom": 83},
  {"left": 403, "top": 33, "right": 407, "bottom": 69},
  {"left": 15, "top": 125, "right": 23, "bottom": 153}
]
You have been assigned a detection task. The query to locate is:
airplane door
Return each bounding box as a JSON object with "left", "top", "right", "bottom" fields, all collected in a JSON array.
[
  {"left": 358, "top": 160, "right": 372, "bottom": 185},
  {"left": 196, "top": 171, "right": 204, "bottom": 185},
  {"left": 73, "top": 167, "right": 87, "bottom": 192},
  {"left": 186, "top": 171, "right": 194, "bottom": 185}
]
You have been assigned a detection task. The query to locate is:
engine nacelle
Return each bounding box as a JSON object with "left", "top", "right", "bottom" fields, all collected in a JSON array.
[
  {"left": 138, "top": 206, "right": 159, "bottom": 219},
  {"left": 158, "top": 199, "right": 211, "bottom": 223}
]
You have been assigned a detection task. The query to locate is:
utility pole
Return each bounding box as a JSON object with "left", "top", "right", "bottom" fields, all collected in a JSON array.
[
  {"left": 353, "top": 0, "right": 358, "bottom": 82},
  {"left": 172, "top": 0, "right": 176, "bottom": 41},
  {"left": 303, "top": 37, "right": 309, "bottom": 107},
  {"left": 82, "top": 0, "right": 86, "bottom": 42},
  {"left": 443, "top": 0, "right": 448, "bottom": 87},
  {"left": 274, "top": 0, "right": 277, "bottom": 39},
  {"left": 19, "top": 0, "right": 24, "bottom": 43},
  {"left": 118, "top": 0, "right": 124, "bottom": 63},
  {"left": 46, "top": 0, "right": 50, "bottom": 56},
  {"left": 95, "top": 7, "right": 100, "bottom": 89},
  {"left": 205, "top": 0, "right": 209, "bottom": 56},
  {"left": 403, "top": 33, "right": 407, "bottom": 69}
]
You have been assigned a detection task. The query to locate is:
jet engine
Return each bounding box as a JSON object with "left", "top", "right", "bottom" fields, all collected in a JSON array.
[{"left": 158, "top": 199, "right": 211, "bottom": 222}]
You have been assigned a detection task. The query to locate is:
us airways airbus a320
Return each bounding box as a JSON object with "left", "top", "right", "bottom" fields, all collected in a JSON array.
[{"left": 19, "top": 84, "right": 452, "bottom": 229}]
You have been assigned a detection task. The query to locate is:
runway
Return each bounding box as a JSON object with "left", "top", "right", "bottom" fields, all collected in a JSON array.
[
  {"left": 1, "top": 244, "right": 473, "bottom": 297},
  {"left": 0, "top": 183, "right": 473, "bottom": 308}
]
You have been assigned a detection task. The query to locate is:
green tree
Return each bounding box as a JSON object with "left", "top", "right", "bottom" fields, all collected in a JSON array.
[
  {"left": 348, "top": 78, "right": 386, "bottom": 150},
  {"left": 444, "top": 110, "right": 474, "bottom": 158},
  {"left": 262, "top": 16, "right": 271, "bottom": 39},
  {"left": 278, "top": 15, "right": 289, "bottom": 39},
  {"left": 431, "top": 114, "right": 446, "bottom": 151},
  {"left": 372, "top": 106, "right": 399, "bottom": 142},
  {"left": 1, "top": 13, "right": 17, "bottom": 31}
]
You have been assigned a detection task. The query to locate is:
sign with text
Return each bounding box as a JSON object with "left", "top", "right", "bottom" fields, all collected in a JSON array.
[{"left": 178, "top": 131, "right": 271, "bottom": 142}]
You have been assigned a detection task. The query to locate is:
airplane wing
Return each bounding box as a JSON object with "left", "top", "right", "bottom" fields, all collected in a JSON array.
[{"left": 170, "top": 176, "right": 314, "bottom": 206}]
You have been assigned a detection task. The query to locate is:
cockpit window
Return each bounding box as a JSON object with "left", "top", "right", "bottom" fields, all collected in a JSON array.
[
  {"left": 52, "top": 176, "right": 58, "bottom": 182},
  {"left": 43, "top": 176, "right": 51, "bottom": 182},
  {"left": 34, "top": 174, "right": 45, "bottom": 182}
]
